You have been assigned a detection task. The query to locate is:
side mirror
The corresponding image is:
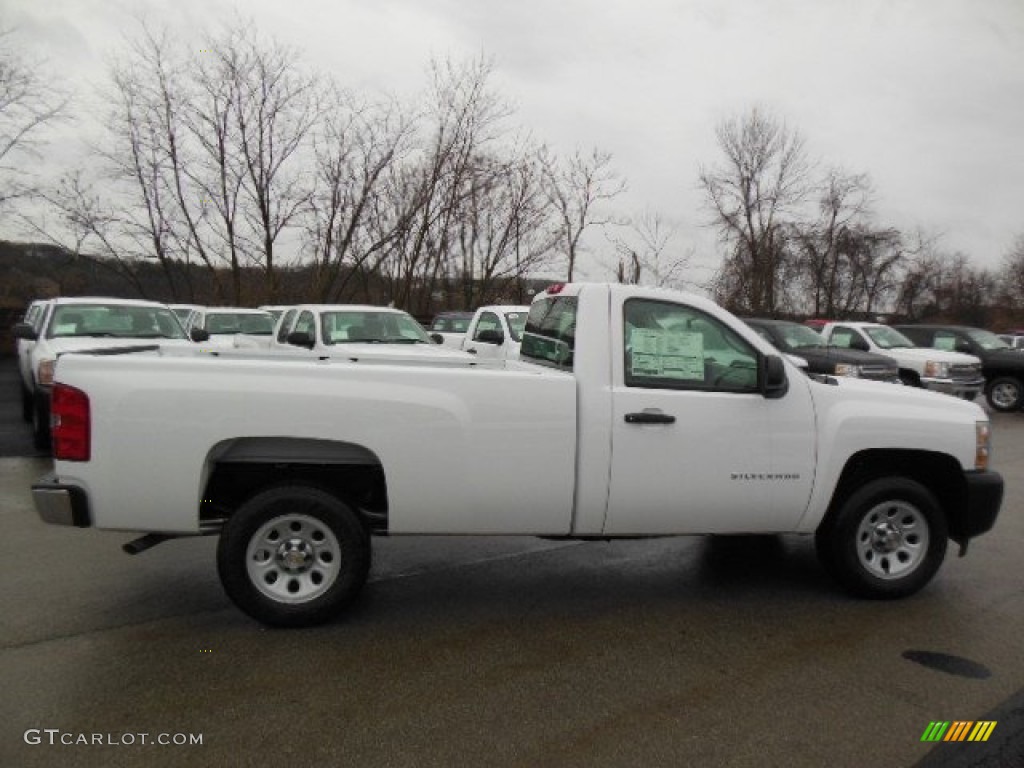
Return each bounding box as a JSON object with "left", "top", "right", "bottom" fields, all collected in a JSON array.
[
  {"left": 189, "top": 328, "right": 210, "bottom": 343},
  {"left": 429, "top": 332, "right": 445, "bottom": 345},
  {"left": 954, "top": 340, "right": 972, "bottom": 355},
  {"left": 476, "top": 329, "right": 504, "bottom": 345},
  {"left": 849, "top": 336, "right": 869, "bottom": 352},
  {"left": 287, "top": 331, "right": 314, "bottom": 349},
  {"left": 761, "top": 354, "right": 789, "bottom": 399},
  {"left": 13, "top": 323, "right": 38, "bottom": 341}
]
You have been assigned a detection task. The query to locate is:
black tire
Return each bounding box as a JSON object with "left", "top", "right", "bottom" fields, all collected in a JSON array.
[
  {"left": 217, "top": 485, "right": 371, "bottom": 627},
  {"left": 985, "top": 376, "right": 1024, "bottom": 412},
  {"left": 31, "top": 390, "right": 51, "bottom": 452},
  {"left": 898, "top": 371, "right": 919, "bottom": 387},
  {"left": 816, "top": 477, "right": 947, "bottom": 599}
]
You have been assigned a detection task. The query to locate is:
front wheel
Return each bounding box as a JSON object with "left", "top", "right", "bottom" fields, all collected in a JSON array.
[
  {"left": 816, "top": 477, "right": 947, "bottom": 599},
  {"left": 217, "top": 486, "right": 371, "bottom": 627},
  {"left": 986, "top": 376, "right": 1023, "bottom": 412}
]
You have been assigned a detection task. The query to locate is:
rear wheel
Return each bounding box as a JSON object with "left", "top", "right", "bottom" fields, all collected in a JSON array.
[
  {"left": 217, "top": 485, "right": 371, "bottom": 627},
  {"left": 986, "top": 376, "right": 1023, "bottom": 412},
  {"left": 816, "top": 477, "right": 947, "bottom": 598}
]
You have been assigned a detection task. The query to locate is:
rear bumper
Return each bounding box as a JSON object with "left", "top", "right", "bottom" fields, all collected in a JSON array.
[
  {"left": 949, "top": 470, "right": 1003, "bottom": 542},
  {"left": 31, "top": 473, "right": 92, "bottom": 527}
]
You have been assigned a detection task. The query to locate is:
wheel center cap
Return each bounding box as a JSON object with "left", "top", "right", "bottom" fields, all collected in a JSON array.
[
  {"left": 872, "top": 523, "right": 902, "bottom": 553},
  {"left": 277, "top": 539, "right": 313, "bottom": 571}
]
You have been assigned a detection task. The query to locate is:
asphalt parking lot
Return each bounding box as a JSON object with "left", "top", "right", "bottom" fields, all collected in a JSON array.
[{"left": 1, "top": 357, "right": 1021, "bottom": 767}]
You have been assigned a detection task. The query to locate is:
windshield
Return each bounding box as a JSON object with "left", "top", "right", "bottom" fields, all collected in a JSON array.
[
  {"left": 966, "top": 329, "right": 1011, "bottom": 351},
  {"left": 204, "top": 312, "right": 275, "bottom": 335},
  {"left": 47, "top": 303, "right": 187, "bottom": 340},
  {"left": 777, "top": 323, "right": 827, "bottom": 350},
  {"left": 321, "top": 311, "right": 431, "bottom": 345},
  {"left": 431, "top": 314, "right": 472, "bottom": 333},
  {"left": 864, "top": 325, "right": 914, "bottom": 349},
  {"left": 505, "top": 312, "right": 527, "bottom": 342}
]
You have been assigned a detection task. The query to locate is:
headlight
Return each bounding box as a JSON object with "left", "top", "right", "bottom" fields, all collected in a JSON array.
[
  {"left": 834, "top": 363, "right": 860, "bottom": 377},
  {"left": 37, "top": 358, "right": 56, "bottom": 387},
  {"left": 924, "top": 361, "right": 950, "bottom": 378},
  {"left": 976, "top": 421, "right": 991, "bottom": 471}
]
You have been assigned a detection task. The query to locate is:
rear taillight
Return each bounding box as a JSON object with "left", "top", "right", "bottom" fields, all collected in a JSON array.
[{"left": 52, "top": 383, "right": 90, "bottom": 461}]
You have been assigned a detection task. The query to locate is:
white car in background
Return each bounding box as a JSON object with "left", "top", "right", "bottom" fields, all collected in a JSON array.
[
  {"left": 272, "top": 304, "right": 476, "bottom": 363},
  {"left": 13, "top": 297, "right": 196, "bottom": 450},
  {"left": 16, "top": 299, "right": 53, "bottom": 422},
  {"left": 461, "top": 305, "right": 530, "bottom": 360},
  {"left": 820, "top": 321, "right": 984, "bottom": 398},
  {"left": 186, "top": 307, "right": 276, "bottom": 347}
]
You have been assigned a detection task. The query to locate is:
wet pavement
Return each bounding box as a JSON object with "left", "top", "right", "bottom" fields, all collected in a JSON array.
[{"left": 0, "top": 357, "right": 1022, "bottom": 767}]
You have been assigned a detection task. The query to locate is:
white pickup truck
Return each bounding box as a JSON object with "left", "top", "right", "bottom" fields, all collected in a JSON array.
[
  {"left": 31, "top": 284, "right": 1003, "bottom": 627},
  {"left": 820, "top": 321, "right": 984, "bottom": 398}
]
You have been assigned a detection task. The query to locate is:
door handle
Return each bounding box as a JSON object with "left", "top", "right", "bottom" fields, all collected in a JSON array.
[
  {"left": 466, "top": 348, "right": 478, "bottom": 355},
  {"left": 624, "top": 411, "right": 676, "bottom": 425}
]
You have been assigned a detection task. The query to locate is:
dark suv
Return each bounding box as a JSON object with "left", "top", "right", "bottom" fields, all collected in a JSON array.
[
  {"left": 894, "top": 324, "right": 1024, "bottom": 411},
  {"left": 744, "top": 318, "right": 900, "bottom": 383}
]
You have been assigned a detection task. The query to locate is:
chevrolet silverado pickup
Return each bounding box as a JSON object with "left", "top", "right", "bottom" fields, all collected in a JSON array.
[
  {"left": 820, "top": 321, "right": 984, "bottom": 398},
  {"left": 31, "top": 284, "right": 1003, "bottom": 627}
]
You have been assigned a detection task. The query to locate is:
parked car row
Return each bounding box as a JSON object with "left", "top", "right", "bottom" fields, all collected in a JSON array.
[{"left": 746, "top": 315, "right": 1024, "bottom": 413}]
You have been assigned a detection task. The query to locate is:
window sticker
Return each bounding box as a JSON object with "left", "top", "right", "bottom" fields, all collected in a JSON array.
[
  {"left": 935, "top": 336, "right": 956, "bottom": 351},
  {"left": 630, "top": 329, "right": 704, "bottom": 380}
]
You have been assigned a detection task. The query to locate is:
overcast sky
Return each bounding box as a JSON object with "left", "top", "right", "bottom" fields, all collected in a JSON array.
[{"left": 5, "top": 0, "right": 1024, "bottom": 284}]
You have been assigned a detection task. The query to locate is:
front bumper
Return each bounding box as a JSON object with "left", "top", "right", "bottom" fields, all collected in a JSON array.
[
  {"left": 920, "top": 377, "right": 985, "bottom": 397},
  {"left": 31, "top": 473, "right": 92, "bottom": 527},
  {"left": 948, "top": 470, "right": 1003, "bottom": 543}
]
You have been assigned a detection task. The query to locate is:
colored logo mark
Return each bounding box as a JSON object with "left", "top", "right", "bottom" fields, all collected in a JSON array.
[{"left": 921, "top": 721, "right": 997, "bottom": 742}]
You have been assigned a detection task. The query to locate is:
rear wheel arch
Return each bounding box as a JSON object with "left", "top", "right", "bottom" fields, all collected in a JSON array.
[{"left": 200, "top": 438, "right": 389, "bottom": 534}]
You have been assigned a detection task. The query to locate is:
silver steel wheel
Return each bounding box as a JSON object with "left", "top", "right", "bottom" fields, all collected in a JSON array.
[
  {"left": 855, "top": 501, "right": 929, "bottom": 580},
  {"left": 990, "top": 380, "right": 1021, "bottom": 410},
  {"left": 246, "top": 513, "right": 342, "bottom": 604}
]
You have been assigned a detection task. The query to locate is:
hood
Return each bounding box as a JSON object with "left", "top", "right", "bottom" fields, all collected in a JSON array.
[
  {"left": 880, "top": 347, "right": 980, "bottom": 365},
  {"left": 48, "top": 337, "right": 194, "bottom": 356},
  {"left": 982, "top": 349, "right": 1024, "bottom": 369},
  {"left": 796, "top": 346, "right": 896, "bottom": 367},
  {"left": 814, "top": 374, "right": 986, "bottom": 419},
  {"left": 325, "top": 343, "right": 474, "bottom": 361}
]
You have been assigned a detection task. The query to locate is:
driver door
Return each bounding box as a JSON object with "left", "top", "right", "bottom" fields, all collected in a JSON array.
[{"left": 605, "top": 297, "right": 816, "bottom": 535}]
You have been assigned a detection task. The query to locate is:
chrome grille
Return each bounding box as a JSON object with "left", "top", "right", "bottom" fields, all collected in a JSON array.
[
  {"left": 951, "top": 364, "right": 982, "bottom": 381},
  {"left": 860, "top": 364, "right": 898, "bottom": 381}
]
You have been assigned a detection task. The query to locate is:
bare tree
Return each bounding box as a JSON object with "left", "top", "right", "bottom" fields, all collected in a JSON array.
[
  {"left": 539, "top": 146, "right": 625, "bottom": 282},
  {"left": 700, "top": 107, "right": 811, "bottom": 314},
  {"left": 0, "top": 29, "right": 67, "bottom": 210},
  {"left": 377, "top": 54, "right": 512, "bottom": 312},
  {"left": 448, "top": 147, "right": 558, "bottom": 307},
  {"left": 608, "top": 209, "right": 689, "bottom": 288},
  {"left": 792, "top": 169, "right": 873, "bottom": 316}
]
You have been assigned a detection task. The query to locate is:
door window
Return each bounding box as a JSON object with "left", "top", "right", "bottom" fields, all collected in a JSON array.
[{"left": 623, "top": 299, "right": 758, "bottom": 392}]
